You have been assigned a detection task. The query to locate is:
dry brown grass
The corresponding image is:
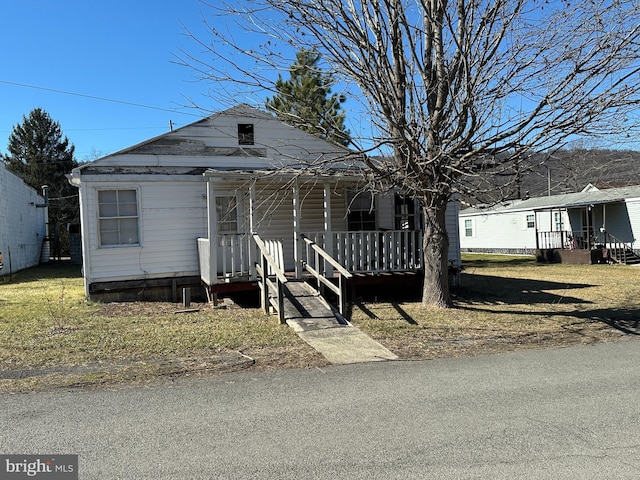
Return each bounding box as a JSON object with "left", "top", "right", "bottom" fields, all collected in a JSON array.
[
  {"left": 1, "top": 255, "right": 638, "bottom": 393},
  {"left": 350, "top": 254, "right": 639, "bottom": 358}
]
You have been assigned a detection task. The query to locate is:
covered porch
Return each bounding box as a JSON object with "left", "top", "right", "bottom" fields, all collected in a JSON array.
[
  {"left": 534, "top": 201, "right": 639, "bottom": 265},
  {"left": 196, "top": 171, "right": 425, "bottom": 307}
]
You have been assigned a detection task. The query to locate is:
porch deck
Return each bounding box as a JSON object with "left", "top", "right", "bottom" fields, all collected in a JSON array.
[
  {"left": 197, "top": 230, "right": 425, "bottom": 307},
  {"left": 536, "top": 230, "right": 640, "bottom": 265}
]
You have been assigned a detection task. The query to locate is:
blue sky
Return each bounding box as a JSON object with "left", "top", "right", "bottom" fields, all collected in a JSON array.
[{"left": 0, "top": 1, "right": 233, "bottom": 161}]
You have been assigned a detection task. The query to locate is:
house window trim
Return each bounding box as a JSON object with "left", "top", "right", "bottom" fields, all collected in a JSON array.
[
  {"left": 525, "top": 213, "right": 535, "bottom": 229},
  {"left": 394, "top": 193, "right": 417, "bottom": 230},
  {"left": 238, "top": 123, "right": 255, "bottom": 145},
  {"left": 97, "top": 187, "right": 141, "bottom": 248},
  {"left": 215, "top": 192, "right": 243, "bottom": 236},
  {"left": 464, "top": 218, "right": 474, "bottom": 238},
  {"left": 345, "top": 189, "right": 377, "bottom": 231},
  {"left": 554, "top": 211, "right": 565, "bottom": 231}
]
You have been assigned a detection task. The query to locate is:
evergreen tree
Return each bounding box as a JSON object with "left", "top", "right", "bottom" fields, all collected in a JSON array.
[
  {"left": 266, "top": 49, "right": 351, "bottom": 146},
  {"left": 1, "top": 108, "right": 79, "bottom": 254}
]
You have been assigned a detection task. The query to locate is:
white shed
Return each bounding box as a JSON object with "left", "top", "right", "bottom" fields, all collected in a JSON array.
[{"left": 0, "top": 163, "right": 47, "bottom": 275}]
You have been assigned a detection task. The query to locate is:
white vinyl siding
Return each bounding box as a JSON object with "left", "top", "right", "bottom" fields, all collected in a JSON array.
[
  {"left": 0, "top": 163, "right": 47, "bottom": 273},
  {"left": 82, "top": 179, "right": 208, "bottom": 283}
]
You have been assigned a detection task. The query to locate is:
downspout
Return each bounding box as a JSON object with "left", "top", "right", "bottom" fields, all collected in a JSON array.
[
  {"left": 36, "top": 185, "right": 50, "bottom": 264},
  {"left": 35, "top": 185, "right": 49, "bottom": 232}
]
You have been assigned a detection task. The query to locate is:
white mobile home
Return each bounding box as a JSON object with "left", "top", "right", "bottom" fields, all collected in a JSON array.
[
  {"left": 69, "top": 105, "right": 460, "bottom": 301},
  {"left": 0, "top": 162, "right": 47, "bottom": 275},
  {"left": 460, "top": 184, "right": 640, "bottom": 264}
]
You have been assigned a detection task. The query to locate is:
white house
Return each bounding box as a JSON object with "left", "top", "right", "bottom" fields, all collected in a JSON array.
[
  {"left": 69, "top": 105, "right": 461, "bottom": 301},
  {"left": 0, "top": 162, "right": 48, "bottom": 275},
  {"left": 460, "top": 184, "right": 640, "bottom": 264}
]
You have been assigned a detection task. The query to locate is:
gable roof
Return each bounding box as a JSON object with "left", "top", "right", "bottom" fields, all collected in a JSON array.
[
  {"left": 461, "top": 184, "right": 640, "bottom": 216},
  {"left": 73, "top": 104, "right": 361, "bottom": 175}
]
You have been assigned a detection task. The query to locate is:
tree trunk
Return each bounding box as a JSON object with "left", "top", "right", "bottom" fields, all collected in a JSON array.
[{"left": 421, "top": 203, "right": 452, "bottom": 307}]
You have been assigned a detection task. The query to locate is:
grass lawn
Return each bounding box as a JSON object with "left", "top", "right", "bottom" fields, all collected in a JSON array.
[
  {"left": 1, "top": 254, "right": 638, "bottom": 393},
  {"left": 351, "top": 254, "right": 638, "bottom": 358}
]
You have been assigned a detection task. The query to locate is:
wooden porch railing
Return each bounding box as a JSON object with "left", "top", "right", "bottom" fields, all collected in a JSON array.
[
  {"left": 305, "top": 230, "right": 423, "bottom": 272},
  {"left": 301, "top": 234, "right": 352, "bottom": 316},
  {"left": 537, "top": 230, "right": 595, "bottom": 250},
  {"left": 603, "top": 232, "right": 635, "bottom": 264},
  {"left": 253, "top": 234, "right": 288, "bottom": 324},
  {"left": 197, "top": 234, "right": 252, "bottom": 285}
]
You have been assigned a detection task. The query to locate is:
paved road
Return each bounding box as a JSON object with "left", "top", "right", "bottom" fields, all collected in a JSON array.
[{"left": 2, "top": 340, "right": 640, "bottom": 479}]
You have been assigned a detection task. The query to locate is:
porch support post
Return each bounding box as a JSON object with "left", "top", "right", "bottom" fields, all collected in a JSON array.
[
  {"left": 293, "top": 180, "right": 302, "bottom": 279},
  {"left": 207, "top": 179, "right": 218, "bottom": 286},
  {"left": 534, "top": 210, "right": 539, "bottom": 251},
  {"left": 248, "top": 180, "right": 256, "bottom": 280},
  {"left": 323, "top": 182, "right": 334, "bottom": 277},
  {"left": 248, "top": 179, "right": 256, "bottom": 234}
]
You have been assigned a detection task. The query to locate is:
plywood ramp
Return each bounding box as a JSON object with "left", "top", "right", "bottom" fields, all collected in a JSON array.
[{"left": 283, "top": 281, "right": 398, "bottom": 364}]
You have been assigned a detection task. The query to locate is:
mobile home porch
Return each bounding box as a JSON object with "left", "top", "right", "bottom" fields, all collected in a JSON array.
[{"left": 535, "top": 202, "right": 640, "bottom": 265}]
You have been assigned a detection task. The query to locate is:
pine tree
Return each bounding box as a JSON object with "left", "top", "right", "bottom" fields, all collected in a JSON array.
[
  {"left": 2, "top": 108, "right": 79, "bottom": 254},
  {"left": 266, "top": 49, "right": 350, "bottom": 146}
]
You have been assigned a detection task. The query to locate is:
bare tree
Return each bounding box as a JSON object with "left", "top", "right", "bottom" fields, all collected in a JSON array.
[{"left": 180, "top": 0, "right": 640, "bottom": 307}]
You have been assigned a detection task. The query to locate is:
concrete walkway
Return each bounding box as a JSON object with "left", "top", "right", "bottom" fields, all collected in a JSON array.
[{"left": 283, "top": 281, "right": 398, "bottom": 364}]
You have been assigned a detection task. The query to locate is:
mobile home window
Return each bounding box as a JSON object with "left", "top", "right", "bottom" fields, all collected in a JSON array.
[
  {"left": 347, "top": 190, "right": 376, "bottom": 231},
  {"left": 526, "top": 214, "right": 535, "bottom": 229},
  {"left": 238, "top": 123, "right": 255, "bottom": 145},
  {"left": 464, "top": 219, "right": 474, "bottom": 237},
  {"left": 98, "top": 189, "right": 139, "bottom": 246},
  {"left": 554, "top": 211, "right": 564, "bottom": 231}
]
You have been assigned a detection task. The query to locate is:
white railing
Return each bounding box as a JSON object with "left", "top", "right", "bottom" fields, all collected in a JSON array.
[
  {"left": 305, "top": 230, "right": 423, "bottom": 272},
  {"left": 197, "top": 233, "right": 252, "bottom": 285},
  {"left": 253, "top": 234, "right": 288, "bottom": 324},
  {"left": 300, "top": 235, "right": 352, "bottom": 316},
  {"left": 197, "top": 238, "right": 211, "bottom": 285}
]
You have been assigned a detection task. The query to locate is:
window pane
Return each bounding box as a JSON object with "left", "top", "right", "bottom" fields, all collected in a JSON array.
[
  {"left": 100, "top": 218, "right": 119, "bottom": 233},
  {"left": 118, "top": 190, "right": 137, "bottom": 203},
  {"left": 119, "top": 218, "right": 139, "bottom": 244},
  {"left": 99, "top": 203, "right": 119, "bottom": 217},
  {"left": 119, "top": 201, "right": 138, "bottom": 216},
  {"left": 98, "top": 191, "right": 119, "bottom": 217},
  {"left": 98, "top": 190, "right": 117, "bottom": 204}
]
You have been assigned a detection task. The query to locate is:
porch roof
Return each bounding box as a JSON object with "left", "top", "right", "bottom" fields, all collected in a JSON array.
[
  {"left": 202, "top": 166, "right": 366, "bottom": 182},
  {"left": 461, "top": 184, "right": 640, "bottom": 215}
]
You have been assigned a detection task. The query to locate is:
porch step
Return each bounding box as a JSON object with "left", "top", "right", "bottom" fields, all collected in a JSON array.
[
  {"left": 610, "top": 249, "right": 640, "bottom": 265},
  {"left": 282, "top": 280, "right": 398, "bottom": 364}
]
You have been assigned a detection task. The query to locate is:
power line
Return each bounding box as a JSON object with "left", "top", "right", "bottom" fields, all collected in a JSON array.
[{"left": 0, "top": 79, "right": 202, "bottom": 117}]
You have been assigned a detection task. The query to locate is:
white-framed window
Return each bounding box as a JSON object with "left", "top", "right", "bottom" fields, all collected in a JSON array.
[
  {"left": 347, "top": 190, "right": 376, "bottom": 231},
  {"left": 464, "top": 219, "right": 474, "bottom": 237},
  {"left": 554, "top": 211, "right": 564, "bottom": 231},
  {"left": 98, "top": 189, "right": 139, "bottom": 247},
  {"left": 394, "top": 194, "right": 417, "bottom": 230},
  {"left": 526, "top": 214, "right": 535, "bottom": 229},
  {"left": 216, "top": 195, "right": 238, "bottom": 233}
]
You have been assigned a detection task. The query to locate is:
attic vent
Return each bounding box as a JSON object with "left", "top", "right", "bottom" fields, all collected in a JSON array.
[{"left": 238, "top": 123, "right": 254, "bottom": 145}]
